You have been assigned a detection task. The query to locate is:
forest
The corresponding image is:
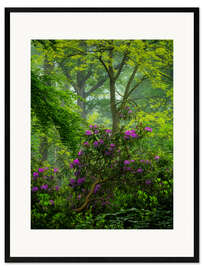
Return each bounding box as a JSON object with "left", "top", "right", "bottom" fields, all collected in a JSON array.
[{"left": 31, "top": 40, "right": 173, "bottom": 229}]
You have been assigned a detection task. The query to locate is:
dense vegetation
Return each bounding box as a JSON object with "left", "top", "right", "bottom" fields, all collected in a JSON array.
[{"left": 31, "top": 40, "right": 173, "bottom": 229}]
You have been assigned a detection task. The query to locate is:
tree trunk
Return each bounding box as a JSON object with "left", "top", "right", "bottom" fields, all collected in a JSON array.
[
  {"left": 39, "top": 56, "right": 52, "bottom": 163},
  {"left": 77, "top": 88, "right": 86, "bottom": 119},
  {"left": 110, "top": 79, "right": 120, "bottom": 133}
]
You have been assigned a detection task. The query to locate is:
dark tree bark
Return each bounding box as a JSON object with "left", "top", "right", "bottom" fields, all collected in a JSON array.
[{"left": 39, "top": 56, "right": 53, "bottom": 163}]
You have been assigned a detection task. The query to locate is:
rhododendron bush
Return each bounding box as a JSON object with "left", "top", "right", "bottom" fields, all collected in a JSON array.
[{"left": 31, "top": 121, "right": 173, "bottom": 229}]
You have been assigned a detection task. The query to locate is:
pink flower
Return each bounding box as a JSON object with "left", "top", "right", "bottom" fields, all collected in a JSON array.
[
  {"left": 94, "top": 130, "right": 99, "bottom": 134},
  {"left": 32, "top": 186, "right": 38, "bottom": 192},
  {"left": 50, "top": 200, "right": 54, "bottom": 205},
  {"left": 55, "top": 186, "right": 60, "bottom": 191},
  {"left": 53, "top": 168, "right": 59, "bottom": 173},
  {"left": 125, "top": 130, "right": 131, "bottom": 136},
  {"left": 33, "top": 172, "right": 39, "bottom": 177},
  {"left": 99, "top": 139, "right": 104, "bottom": 144},
  {"left": 154, "top": 155, "right": 160, "bottom": 160},
  {"left": 128, "top": 110, "right": 133, "bottom": 114},
  {"left": 105, "top": 129, "right": 112, "bottom": 133},
  {"left": 137, "top": 168, "right": 143, "bottom": 173},
  {"left": 145, "top": 127, "right": 152, "bottom": 132},
  {"left": 83, "top": 141, "right": 89, "bottom": 146},
  {"left": 131, "top": 133, "right": 138, "bottom": 138},
  {"left": 93, "top": 141, "right": 99, "bottom": 147},
  {"left": 85, "top": 130, "right": 92, "bottom": 135},
  {"left": 70, "top": 179, "right": 75, "bottom": 186},
  {"left": 40, "top": 184, "right": 48, "bottom": 190},
  {"left": 38, "top": 168, "right": 45, "bottom": 173},
  {"left": 145, "top": 180, "right": 151, "bottom": 185},
  {"left": 124, "top": 160, "right": 130, "bottom": 165},
  {"left": 73, "top": 159, "right": 80, "bottom": 165},
  {"left": 78, "top": 151, "right": 83, "bottom": 156},
  {"left": 77, "top": 177, "right": 85, "bottom": 185},
  {"left": 110, "top": 143, "right": 115, "bottom": 148},
  {"left": 89, "top": 125, "right": 93, "bottom": 128}
]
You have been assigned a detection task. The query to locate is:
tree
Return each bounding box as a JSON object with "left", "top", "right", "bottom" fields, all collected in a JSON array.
[{"left": 32, "top": 40, "right": 173, "bottom": 133}]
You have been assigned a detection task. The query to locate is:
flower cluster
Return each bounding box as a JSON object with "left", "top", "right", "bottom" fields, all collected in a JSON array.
[
  {"left": 119, "top": 106, "right": 134, "bottom": 120},
  {"left": 124, "top": 129, "right": 138, "bottom": 139},
  {"left": 31, "top": 167, "right": 61, "bottom": 209}
]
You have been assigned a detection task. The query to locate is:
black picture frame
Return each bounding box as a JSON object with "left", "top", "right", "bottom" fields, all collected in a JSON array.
[{"left": 5, "top": 7, "right": 199, "bottom": 263}]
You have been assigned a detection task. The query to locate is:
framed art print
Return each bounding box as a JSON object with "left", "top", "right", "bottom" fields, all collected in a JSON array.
[{"left": 5, "top": 7, "right": 199, "bottom": 262}]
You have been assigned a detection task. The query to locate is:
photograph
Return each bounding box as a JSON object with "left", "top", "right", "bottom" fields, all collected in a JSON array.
[{"left": 31, "top": 39, "right": 173, "bottom": 230}]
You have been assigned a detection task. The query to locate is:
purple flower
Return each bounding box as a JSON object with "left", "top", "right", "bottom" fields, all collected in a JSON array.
[
  {"left": 38, "top": 168, "right": 45, "bottom": 173},
  {"left": 140, "top": 159, "right": 145, "bottom": 163},
  {"left": 70, "top": 179, "right": 75, "bottom": 185},
  {"left": 124, "top": 135, "right": 130, "bottom": 139},
  {"left": 85, "top": 130, "right": 92, "bottom": 135},
  {"left": 137, "top": 168, "right": 143, "bottom": 173},
  {"left": 94, "top": 130, "right": 99, "bottom": 134},
  {"left": 73, "top": 159, "right": 80, "bottom": 165},
  {"left": 40, "top": 184, "right": 48, "bottom": 190},
  {"left": 49, "top": 200, "right": 54, "bottom": 205},
  {"left": 70, "top": 163, "right": 74, "bottom": 169},
  {"left": 105, "top": 129, "right": 112, "bottom": 134},
  {"left": 117, "top": 149, "right": 121, "bottom": 152},
  {"left": 99, "top": 139, "right": 104, "bottom": 144},
  {"left": 110, "top": 143, "right": 115, "bottom": 148},
  {"left": 94, "top": 124, "right": 98, "bottom": 128},
  {"left": 53, "top": 168, "right": 59, "bottom": 173},
  {"left": 131, "top": 133, "right": 138, "bottom": 138},
  {"left": 45, "top": 167, "right": 49, "bottom": 170},
  {"left": 89, "top": 125, "right": 93, "bottom": 128},
  {"left": 125, "top": 130, "right": 131, "bottom": 136},
  {"left": 145, "top": 127, "right": 152, "bottom": 132},
  {"left": 126, "top": 167, "right": 131, "bottom": 171},
  {"left": 32, "top": 186, "right": 38, "bottom": 192},
  {"left": 77, "top": 177, "right": 85, "bottom": 185},
  {"left": 78, "top": 194, "right": 81, "bottom": 200},
  {"left": 83, "top": 141, "right": 89, "bottom": 146},
  {"left": 93, "top": 141, "right": 99, "bottom": 147},
  {"left": 55, "top": 186, "right": 60, "bottom": 191},
  {"left": 124, "top": 160, "right": 130, "bottom": 165},
  {"left": 94, "top": 184, "right": 101, "bottom": 193},
  {"left": 78, "top": 151, "right": 83, "bottom": 156},
  {"left": 145, "top": 180, "right": 151, "bottom": 185},
  {"left": 33, "top": 172, "right": 39, "bottom": 177},
  {"left": 131, "top": 160, "right": 135, "bottom": 163},
  {"left": 128, "top": 110, "right": 133, "bottom": 114},
  {"left": 154, "top": 155, "right": 160, "bottom": 160}
]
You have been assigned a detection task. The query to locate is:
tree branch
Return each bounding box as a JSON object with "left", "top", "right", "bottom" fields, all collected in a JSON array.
[
  {"left": 98, "top": 56, "right": 111, "bottom": 78},
  {"left": 85, "top": 76, "right": 107, "bottom": 97},
  {"left": 114, "top": 52, "right": 128, "bottom": 81},
  {"left": 126, "top": 75, "right": 147, "bottom": 99}
]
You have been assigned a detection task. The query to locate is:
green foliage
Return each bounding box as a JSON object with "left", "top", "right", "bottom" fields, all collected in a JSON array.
[{"left": 31, "top": 39, "right": 173, "bottom": 230}]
